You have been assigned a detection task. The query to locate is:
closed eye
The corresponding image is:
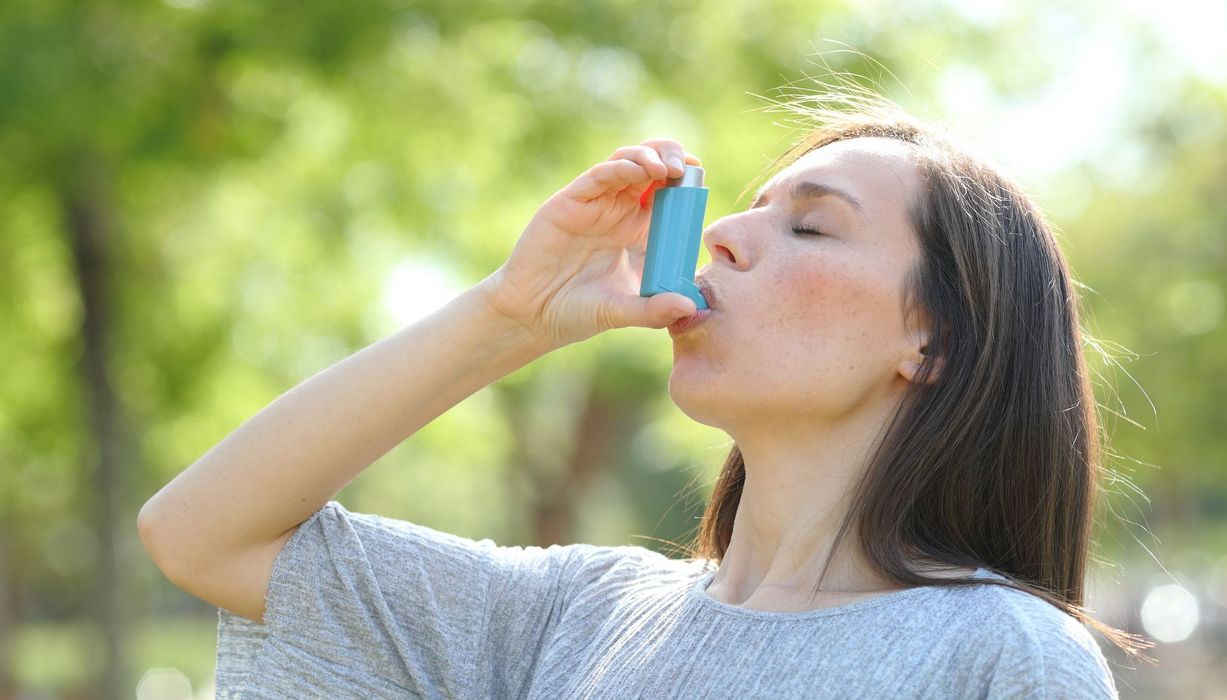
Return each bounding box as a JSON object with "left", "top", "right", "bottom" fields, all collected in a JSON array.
[{"left": 792, "top": 225, "right": 823, "bottom": 236}]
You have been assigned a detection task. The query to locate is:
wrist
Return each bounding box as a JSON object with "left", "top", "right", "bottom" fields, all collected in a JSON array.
[{"left": 469, "top": 274, "right": 559, "bottom": 358}]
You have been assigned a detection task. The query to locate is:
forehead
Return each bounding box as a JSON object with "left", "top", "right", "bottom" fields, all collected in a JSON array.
[{"left": 762, "top": 137, "right": 922, "bottom": 212}]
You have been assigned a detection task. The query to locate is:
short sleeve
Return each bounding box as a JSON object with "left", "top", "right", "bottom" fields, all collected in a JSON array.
[
  {"left": 983, "top": 595, "right": 1120, "bottom": 699},
  {"left": 215, "top": 500, "right": 618, "bottom": 699}
]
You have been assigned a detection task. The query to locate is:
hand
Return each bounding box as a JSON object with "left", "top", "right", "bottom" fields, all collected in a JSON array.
[{"left": 478, "top": 137, "right": 703, "bottom": 349}]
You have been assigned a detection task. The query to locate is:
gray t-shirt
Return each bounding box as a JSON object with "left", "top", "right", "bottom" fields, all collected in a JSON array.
[{"left": 215, "top": 501, "right": 1120, "bottom": 698}]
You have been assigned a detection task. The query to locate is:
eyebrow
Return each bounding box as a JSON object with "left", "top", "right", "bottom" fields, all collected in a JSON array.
[{"left": 750, "top": 180, "right": 867, "bottom": 219}]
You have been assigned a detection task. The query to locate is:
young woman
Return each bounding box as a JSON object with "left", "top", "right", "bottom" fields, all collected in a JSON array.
[{"left": 139, "top": 97, "right": 1148, "bottom": 697}]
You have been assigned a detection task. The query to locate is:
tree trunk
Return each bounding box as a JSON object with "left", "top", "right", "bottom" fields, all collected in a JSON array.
[
  {"left": 0, "top": 533, "right": 13, "bottom": 698},
  {"left": 532, "top": 379, "right": 636, "bottom": 546},
  {"left": 493, "top": 371, "right": 641, "bottom": 547},
  {"left": 62, "top": 156, "right": 129, "bottom": 700}
]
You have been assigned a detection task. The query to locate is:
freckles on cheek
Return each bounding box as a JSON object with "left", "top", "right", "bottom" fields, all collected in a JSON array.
[
  {"left": 794, "top": 269, "right": 864, "bottom": 326},
  {"left": 786, "top": 265, "right": 894, "bottom": 363},
  {"left": 788, "top": 266, "right": 837, "bottom": 307}
]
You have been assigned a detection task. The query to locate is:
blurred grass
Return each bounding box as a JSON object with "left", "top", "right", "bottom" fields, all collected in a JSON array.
[{"left": 7, "top": 617, "right": 216, "bottom": 696}]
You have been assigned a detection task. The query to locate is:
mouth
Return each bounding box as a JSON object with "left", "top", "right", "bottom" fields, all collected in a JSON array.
[
  {"left": 695, "top": 277, "right": 717, "bottom": 310},
  {"left": 668, "top": 307, "right": 712, "bottom": 335},
  {"left": 669, "top": 277, "right": 718, "bottom": 336}
]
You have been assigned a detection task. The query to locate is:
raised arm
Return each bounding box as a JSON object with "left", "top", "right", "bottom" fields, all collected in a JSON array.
[
  {"left": 137, "top": 283, "right": 552, "bottom": 622},
  {"left": 137, "top": 137, "right": 702, "bottom": 623}
]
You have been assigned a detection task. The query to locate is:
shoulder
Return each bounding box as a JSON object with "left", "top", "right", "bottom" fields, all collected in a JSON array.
[
  {"left": 550, "top": 541, "right": 710, "bottom": 607},
  {"left": 927, "top": 570, "right": 1119, "bottom": 698},
  {"left": 561, "top": 541, "right": 710, "bottom": 586}
]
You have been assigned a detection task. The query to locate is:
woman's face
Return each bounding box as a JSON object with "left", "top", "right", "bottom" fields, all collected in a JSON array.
[{"left": 668, "top": 137, "right": 929, "bottom": 432}]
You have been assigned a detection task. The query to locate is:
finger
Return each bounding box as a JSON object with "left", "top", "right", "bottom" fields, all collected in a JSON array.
[
  {"left": 635, "top": 148, "right": 703, "bottom": 209},
  {"left": 638, "top": 179, "right": 665, "bottom": 210},
  {"left": 562, "top": 159, "right": 656, "bottom": 202},
  {"left": 603, "top": 290, "right": 697, "bottom": 331},
  {"left": 639, "top": 137, "right": 702, "bottom": 177},
  {"left": 607, "top": 145, "right": 670, "bottom": 181}
]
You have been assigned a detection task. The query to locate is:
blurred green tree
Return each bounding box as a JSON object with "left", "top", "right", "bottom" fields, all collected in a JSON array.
[{"left": 1, "top": 0, "right": 1223, "bottom": 697}]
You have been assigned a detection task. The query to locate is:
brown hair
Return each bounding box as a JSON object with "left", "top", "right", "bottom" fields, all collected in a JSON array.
[{"left": 683, "top": 88, "right": 1153, "bottom": 661}]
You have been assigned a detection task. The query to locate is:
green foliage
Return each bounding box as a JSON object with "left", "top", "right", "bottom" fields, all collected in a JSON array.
[{"left": 1, "top": 0, "right": 1222, "bottom": 697}]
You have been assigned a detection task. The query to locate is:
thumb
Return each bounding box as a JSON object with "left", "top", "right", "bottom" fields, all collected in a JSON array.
[{"left": 605, "top": 292, "right": 696, "bottom": 330}]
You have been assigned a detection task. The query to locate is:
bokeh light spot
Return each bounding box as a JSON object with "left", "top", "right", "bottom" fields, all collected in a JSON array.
[{"left": 1140, "top": 583, "right": 1200, "bottom": 643}]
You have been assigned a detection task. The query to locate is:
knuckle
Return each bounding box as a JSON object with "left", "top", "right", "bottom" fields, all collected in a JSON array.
[
  {"left": 641, "top": 136, "right": 683, "bottom": 155},
  {"left": 641, "top": 135, "right": 681, "bottom": 147},
  {"left": 610, "top": 144, "right": 650, "bottom": 160}
]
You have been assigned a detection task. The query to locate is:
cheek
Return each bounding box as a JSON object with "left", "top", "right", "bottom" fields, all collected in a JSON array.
[{"left": 773, "top": 259, "right": 903, "bottom": 362}]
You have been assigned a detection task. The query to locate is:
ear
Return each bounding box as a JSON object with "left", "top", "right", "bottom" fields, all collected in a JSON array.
[{"left": 898, "top": 336, "right": 945, "bottom": 385}]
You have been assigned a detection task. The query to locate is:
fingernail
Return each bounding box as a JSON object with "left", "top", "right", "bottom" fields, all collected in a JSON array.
[{"left": 667, "top": 156, "right": 684, "bottom": 173}]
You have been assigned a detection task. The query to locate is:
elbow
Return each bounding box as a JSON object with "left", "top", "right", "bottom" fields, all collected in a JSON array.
[{"left": 137, "top": 498, "right": 164, "bottom": 564}]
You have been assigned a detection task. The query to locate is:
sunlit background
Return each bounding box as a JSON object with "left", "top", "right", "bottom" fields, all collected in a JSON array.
[{"left": 2, "top": 0, "right": 1225, "bottom": 697}]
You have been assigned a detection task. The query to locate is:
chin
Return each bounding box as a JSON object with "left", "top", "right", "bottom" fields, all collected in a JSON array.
[{"left": 666, "top": 363, "right": 729, "bottom": 428}]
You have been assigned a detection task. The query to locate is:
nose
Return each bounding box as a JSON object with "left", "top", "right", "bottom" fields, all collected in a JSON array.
[{"left": 702, "top": 213, "right": 750, "bottom": 269}]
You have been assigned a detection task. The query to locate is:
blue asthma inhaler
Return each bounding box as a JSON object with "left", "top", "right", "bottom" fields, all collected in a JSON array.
[{"left": 639, "top": 164, "right": 709, "bottom": 310}]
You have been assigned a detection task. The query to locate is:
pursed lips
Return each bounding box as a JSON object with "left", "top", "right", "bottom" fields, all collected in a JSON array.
[{"left": 695, "top": 277, "right": 718, "bottom": 310}]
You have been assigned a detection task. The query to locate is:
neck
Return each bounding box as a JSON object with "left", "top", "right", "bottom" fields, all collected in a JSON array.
[{"left": 709, "top": 410, "right": 899, "bottom": 604}]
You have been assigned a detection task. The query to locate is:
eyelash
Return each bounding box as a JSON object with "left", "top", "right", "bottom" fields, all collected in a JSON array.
[{"left": 792, "top": 225, "right": 823, "bottom": 236}]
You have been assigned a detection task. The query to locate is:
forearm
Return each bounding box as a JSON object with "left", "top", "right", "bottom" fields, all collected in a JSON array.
[{"left": 138, "top": 279, "right": 553, "bottom": 568}]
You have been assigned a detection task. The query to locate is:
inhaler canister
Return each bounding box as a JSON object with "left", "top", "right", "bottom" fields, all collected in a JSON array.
[{"left": 639, "top": 164, "right": 709, "bottom": 310}]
